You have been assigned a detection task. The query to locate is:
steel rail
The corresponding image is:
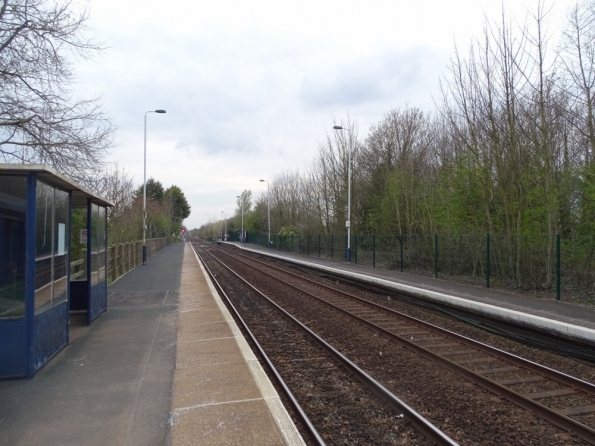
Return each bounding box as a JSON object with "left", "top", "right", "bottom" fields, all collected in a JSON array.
[
  {"left": 223, "top": 245, "right": 595, "bottom": 394},
  {"left": 199, "top": 244, "right": 459, "bottom": 446},
  {"left": 214, "top": 244, "right": 595, "bottom": 445}
]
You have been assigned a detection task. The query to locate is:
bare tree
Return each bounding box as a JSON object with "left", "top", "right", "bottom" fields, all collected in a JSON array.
[
  {"left": 0, "top": 0, "right": 114, "bottom": 182},
  {"left": 561, "top": 0, "right": 595, "bottom": 160},
  {"left": 89, "top": 163, "right": 135, "bottom": 218}
]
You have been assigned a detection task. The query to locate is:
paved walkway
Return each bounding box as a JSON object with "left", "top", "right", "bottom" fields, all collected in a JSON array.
[
  {"left": 0, "top": 242, "right": 303, "bottom": 446},
  {"left": 0, "top": 241, "right": 182, "bottom": 446},
  {"left": 170, "top": 243, "right": 303, "bottom": 445}
]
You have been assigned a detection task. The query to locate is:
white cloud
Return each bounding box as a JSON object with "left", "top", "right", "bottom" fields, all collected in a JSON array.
[{"left": 73, "top": 0, "right": 573, "bottom": 229}]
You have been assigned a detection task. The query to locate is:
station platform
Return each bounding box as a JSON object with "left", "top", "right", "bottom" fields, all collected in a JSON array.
[
  {"left": 0, "top": 241, "right": 304, "bottom": 446},
  {"left": 226, "top": 242, "right": 595, "bottom": 344}
]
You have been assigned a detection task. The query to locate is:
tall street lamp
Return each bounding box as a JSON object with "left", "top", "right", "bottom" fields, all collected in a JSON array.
[
  {"left": 143, "top": 109, "right": 166, "bottom": 264},
  {"left": 260, "top": 179, "right": 270, "bottom": 248},
  {"left": 237, "top": 194, "right": 244, "bottom": 242},
  {"left": 333, "top": 125, "right": 352, "bottom": 263},
  {"left": 220, "top": 211, "right": 224, "bottom": 241}
]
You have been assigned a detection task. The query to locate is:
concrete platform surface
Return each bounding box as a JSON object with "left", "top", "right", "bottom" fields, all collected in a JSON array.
[
  {"left": 0, "top": 242, "right": 304, "bottom": 446},
  {"left": 0, "top": 241, "right": 182, "bottom": 446},
  {"left": 170, "top": 244, "right": 304, "bottom": 446}
]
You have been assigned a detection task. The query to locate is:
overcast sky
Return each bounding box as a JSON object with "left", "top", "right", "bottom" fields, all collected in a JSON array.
[{"left": 76, "top": 0, "right": 572, "bottom": 230}]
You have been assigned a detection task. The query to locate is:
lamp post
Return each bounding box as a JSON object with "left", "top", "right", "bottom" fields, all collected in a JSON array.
[
  {"left": 333, "top": 125, "right": 352, "bottom": 263},
  {"left": 260, "top": 179, "right": 270, "bottom": 248},
  {"left": 237, "top": 194, "right": 244, "bottom": 242},
  {"left": 220, "top": 211, "right": 224, "bottom": 241},
  {"left": 143, "top": 109, "right": 166, "bottom": 265}
]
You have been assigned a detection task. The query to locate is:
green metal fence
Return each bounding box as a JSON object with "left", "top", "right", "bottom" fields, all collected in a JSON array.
[{"left": 241, "top": 233, "right": 595, "bottom": 304}]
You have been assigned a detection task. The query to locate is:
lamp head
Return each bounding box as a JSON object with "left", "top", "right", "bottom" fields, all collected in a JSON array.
[{"left": 155, "top": 109, "right": 166, "bottom": 114}]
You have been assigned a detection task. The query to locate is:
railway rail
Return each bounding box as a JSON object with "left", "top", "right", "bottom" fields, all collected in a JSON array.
[
  {"left": 196, "top": 243, "right": 457, "bottom": 445},
  {"left": 209, "top": 243, "right": 595, "bottom": 445}
]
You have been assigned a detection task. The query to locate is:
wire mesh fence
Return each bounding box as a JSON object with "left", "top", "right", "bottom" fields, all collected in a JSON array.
[{"left": 241, "top": 232, "right": 595, "bottom": 304}]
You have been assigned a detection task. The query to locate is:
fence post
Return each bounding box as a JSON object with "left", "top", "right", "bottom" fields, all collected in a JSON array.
[
  {"left": 331, "top": 235, "right": 334, "bottom": 259},
  {"left": 318, "top": 234, "right": 322, "bottom": 258},
  {"left": 119, "top": 244, "right": 124, "bottom": 277},
  {"left": 113, "top": 245, "right": 117, "bottom": 281},
  {"left": 435, "top": 234, "right": 438, "bottom": 278},
  {"left": 373, "top": 235, "right": 376, "bottom": 268},
  {"left": 354, "top": 235, "right": 358, "bottom": 264},
  {"left": 486, "top": 233, "right": 490, "bottom": 289},
  {"left": 556, "top": 234, "right": 561, "bottom": 301},
  {"left": 109, "top": 246, "right": 115, "bottom": 282},
  {"left": 112, "top": 245, "right": 116, "bottom": 279},
  {"left": 400, "top": 234, "right": 404, "bottom": 272},
  {"left": 116, "top": 244, "right": 124, "bottom": 279},
  {"left": 113, "top": 245, "right": 116, "bottom": 281}
]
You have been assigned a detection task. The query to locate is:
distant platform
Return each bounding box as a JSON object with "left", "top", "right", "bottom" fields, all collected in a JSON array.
[{"left": 225, "top": 242, "right": 595, "bottom": 345}]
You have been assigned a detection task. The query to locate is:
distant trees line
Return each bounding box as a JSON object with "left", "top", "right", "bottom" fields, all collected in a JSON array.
[
  {"left": 99, "top": 166, "right": 191, "bottom": 245},
  {"left": 196, "top": 2, "right": 595, "bottom": 297}
]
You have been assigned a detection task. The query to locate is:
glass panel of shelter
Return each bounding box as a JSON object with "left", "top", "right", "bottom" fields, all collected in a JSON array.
[
  {"left": 34, "top": 181, "right": 54, "bottom": 313},
  {"left": 90, "top": 203, "right": 99, "bottom": 285},
  {"left": 53, "top": 189, "right": 69, "bottom": 305},
  {"left": 0, "top": 176, "right": 27, "bottom": 318},
  {"left": 34, "top": 180, "right": 70, "bottom": 314},
  {"left": 97, "top": 206, "right": 106, "bottom": 282}
]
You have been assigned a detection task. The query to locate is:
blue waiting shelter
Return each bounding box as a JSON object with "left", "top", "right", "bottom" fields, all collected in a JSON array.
[{"left": 0, "top": 164, "right": 113, "bottom": 379}]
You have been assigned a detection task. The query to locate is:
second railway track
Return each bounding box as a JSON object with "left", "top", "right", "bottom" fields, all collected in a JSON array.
[{"left": 199, "top": 242, "right": 595, "bottom": 445}]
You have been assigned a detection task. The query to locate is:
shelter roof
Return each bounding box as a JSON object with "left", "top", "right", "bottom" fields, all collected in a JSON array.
[{"left": 0, "top": 164, "right": 114, "bottom": 207}]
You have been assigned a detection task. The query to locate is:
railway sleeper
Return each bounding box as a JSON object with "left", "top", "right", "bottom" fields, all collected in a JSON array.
[
  {"left": 497, "top": 376, "right": 546, "bottom": 385},
  {"left": 525, "top": 388, "right": 581, "bottom": 400},
  {"left": 559, "top": 404, "right": 595, "bottom": 417}
]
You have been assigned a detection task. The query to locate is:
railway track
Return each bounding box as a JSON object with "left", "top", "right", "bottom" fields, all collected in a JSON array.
[
  {"left": 210, "top": 243, "right": 595, "bottom": 445},
  {"left": 199, "top": 244, "right": 457, "bottom": 445},
  {"left": 196, "top": 243, "right": 457, "bottom": 445}
]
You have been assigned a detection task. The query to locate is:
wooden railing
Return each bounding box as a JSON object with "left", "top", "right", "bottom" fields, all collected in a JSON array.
[
  {"left": 70, "top": 258, "right": 86, "bottom": 281},
  {"left": 107, "top": 237, "right": 172, "bottom": 283}
]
